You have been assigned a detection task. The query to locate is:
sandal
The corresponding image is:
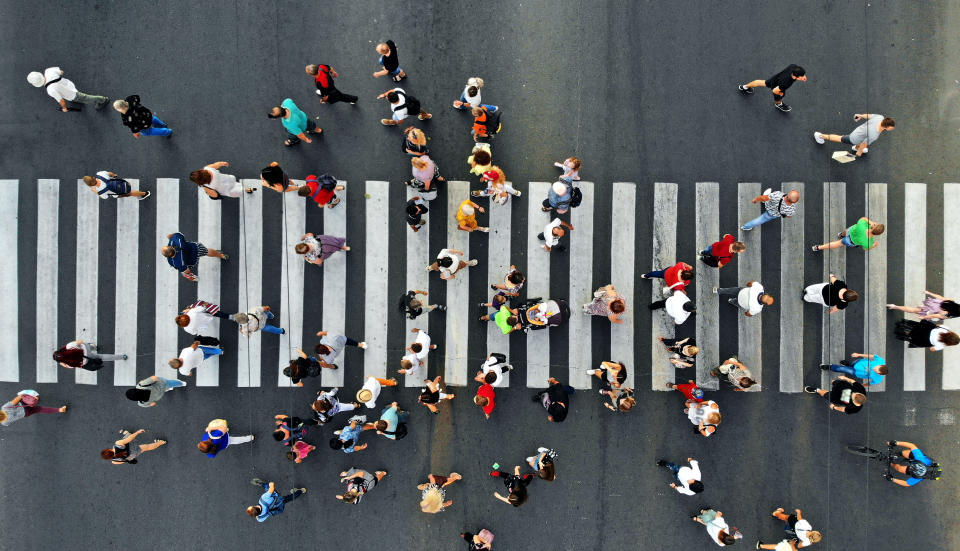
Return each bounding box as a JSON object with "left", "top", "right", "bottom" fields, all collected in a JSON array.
[
  {"left": 284, "top": 139, "right": 295, "bottom": 146},
  {"left": 327, "top": 197, "right": 341, "bottom": 208},
  {"left": 811, "top": 245, "right": 820, "bottom": 251}
]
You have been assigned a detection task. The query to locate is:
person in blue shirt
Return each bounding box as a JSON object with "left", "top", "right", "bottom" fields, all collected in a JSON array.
[
  {"left": 246, "top": 479, "right": 306, "bottom": 522},
  {"left": 374, "top": 401, "right": 409, "bottom": 440},
  {"left": 821, "top": 352, "right": 887, "bottom": 386},
  {"left": 269, "top": 98, "right": 322, "bottom": 146},
  {"left": 196, "top": 419, "right": 254, "bottom": 458},
  {"left": 160, "top": 232, "right": 227, "bottom": 282},
  {"left": 330, "top": 415, "right": 374, "bottom": 453},
  {"left": 884, "top": 440, "right": 941, "bottom": 487}
]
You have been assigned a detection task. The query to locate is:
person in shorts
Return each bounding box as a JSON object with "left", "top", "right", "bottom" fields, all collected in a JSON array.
[
  {"left": 813, "top": 114, "right": 895, "bottom": 156},
  {"left": 83, "top": 171, "right": 151, "bottom": 200},
  {"left": 372, "top": 40, "right": 406, "bottom": 81},
  {"left": 811, "top": 216, "right": 884, "bottom": 252},
  {"left": 738, "top": 64, "right": 807, "bottom": 112}
]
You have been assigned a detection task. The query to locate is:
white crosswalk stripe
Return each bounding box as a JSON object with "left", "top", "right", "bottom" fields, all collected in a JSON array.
[
  {"left": 404, "top": 185, "right": 430, "bottom": 387},
  {"left": 7, "top": 179, "right": 958, "bottom": 392}
]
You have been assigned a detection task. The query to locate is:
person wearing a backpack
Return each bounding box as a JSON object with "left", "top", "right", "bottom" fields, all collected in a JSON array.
[
  {"left": 53, "top": 339, "right": 127, "bottom": 371},
  {"left": 190, "top": 161, "right": 255, "bottom": 199},
  {"left": 306, "top": 63, "right": 358, "bottom": 105},
  {"left": 472, "top": 106, "right": 501, "bottom": 142},
  {"left": 161, "top": 232, "right": 228, "bottom": 282},
  {"left": 28, "top": 67, "right": 109, "bottom": 112},
  {"left": 460, "top": 529, "right": 495, "bottom": 550},
  {"left": 541, "top": 181, "right": 575, "bottom": 214},
  {"left": 82, "top": 172, "right": 150, "bottom": 200},
  {"left": 699, "top": 234, "right": 746, "bottom": 268},
  {"left": 113, "top": 95, "right": 173, "bottom": 138},
  {"left": 297, "top": 174, "right": 344, "bottom": 208},
  {"left": 741, "top": 188, "right": 800, "bottom": 231},
  {"left": 378, "top": 87, "right": 432, "bottom": 125},
  {"left": 269, "top": 98, "right": 322, "bottom": 146},
  {"left": 373, "top": 401, "right": 409, "bottom": 440},
  {"left": 336, "top": 468, "right": 387, "bottom": 503}
]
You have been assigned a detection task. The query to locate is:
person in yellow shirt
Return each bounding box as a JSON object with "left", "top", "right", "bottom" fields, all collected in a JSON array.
[{"left": 456, "top": 199, "right": 488, "bottom": 232}]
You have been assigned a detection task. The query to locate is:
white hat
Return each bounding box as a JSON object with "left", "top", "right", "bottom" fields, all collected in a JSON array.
[
  {"left": 461, "top": 204, "right": 475, "bottom": 216},
  {"left": 27, "top": 72, "right": 44, "bottom": 87},
  {"left": 552, "top": 181, "right": 568, "bottom": 195}
]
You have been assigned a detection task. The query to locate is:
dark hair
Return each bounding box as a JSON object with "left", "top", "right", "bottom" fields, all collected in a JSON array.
[
  {"left": 315, "top": 344, "right": 332, "bottom": 356},
  {"left": 125, "top": 388, "right": 150, "bottom": 402},
  {"left": 267, "top": 107, "right": 286, "bottom": 119},
  {"left": 880, "top": 117, "right": 895, "bottom": 129},
  {"left": 942, "top": 332, "right": 960, "bottom": 346},
  {"left": 791, "top": 66, "right": 806, "bottom": 77},
  {"left": 386, "top": 91, "right": 399, "bottom": 103},
  {"left": 508, "top": 487, "right": 527, "bottom": 506},
  {"left": 680, "top": 270, "right": 694, "bottom": 281},
  {"left": 419, "top": 389, "right": 434, "bottom": 402},
  {"left": 739, "top": 377, "right": 757, "bottom": 389},
  {"left": 246, "top": 506, "right": 261, "bottom": 517},
  {"left": 467, "top": 85, "right": 479, "bottom": 97},
  {"left": 842, "top": 290, "right": 859, "bottom": 302},
  {"left": 406, "top": 203, "right": 421, "bottom": 216},
  {"left": 484, "top": 371, "right": 497, "bottom": 384},
  {"left": 682, "top": 303, "right": 696, "bottom": 313},
  {"left": 876, "top": 365, "right": 889, "bottom": 375},
  {"left": 197, "top": 441, "right": 215, "bottom": 454},
  {"left": 719, "top": 532, "right": 736, "bottom": 545},
  {"left": 313, "top": 398, "right": 331, "bottom": 413},
  {"left": 272, "top": 430, "right": 285, "bottom": 442},
  {"left": 473, "top": 150, "right": 491, "bottom": 165},
  {"left": 437, "top": 257, "right": 453, "bottom": 268},
  {"left": 410, "top": 343, "right": 423, "bottom": 353},
  {"left": 374, "top": 420, "right": 388, "bottom": 432},
  {"left": 329, "top": 438, "right": 345, "bottom": 450},
  {"left": 508, "top": 271, "right": 525, "bottom": 285},
  {"left": 190, "top": 169, "right": 211, "bottom": 186},
  {"left": 942, "top": 301, "right": 960, "bottom": 318},
  {"left": 614, "top": 364, "right": 627, "bottom": 384},
  {"left": 689, "top": 480, "right": 704, "bottom": 493},
  {"left": 297, "top": 186, "right": 312, "bottom": 197},
  {"left": 260, "top": 164, "right": 285, "bottom": 185},
  {"left": 538, "top": 461, "right": 556, "bottom": 481},
  {"left": 286, "top": 451, "right": 297, "bottom": 461},
  {"left": 507, "top": 316, "right": 518, "bottom": 325},
  {"left": 610, "top": 300, "right": 625, "bottom": 314}
]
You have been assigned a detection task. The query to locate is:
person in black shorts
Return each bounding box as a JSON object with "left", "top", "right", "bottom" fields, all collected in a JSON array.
[
  {"left": 406, "top": 196, "right": 429, "bottom": 232},
  {"left": 398, "top": 289, "right": 445, "bottom": 320},
  {"left": 738, "top": 64, "right": 806, "bottom": 112},
  {"left": 803, "top": 376, "right": 866, "bottom": 414},
  {"left": 490, "top": 465, "right": 534, "bottom": 507}
]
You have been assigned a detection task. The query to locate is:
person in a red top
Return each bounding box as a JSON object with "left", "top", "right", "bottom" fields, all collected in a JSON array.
[
  {"left": 699, "top": 234, "right": 746, "bottom": 268},
  {"left": 297, "top": 174, "right": 345, "bottom": 209},
  {"left": 305, "top": 64, "right": 358, "bottom": 105},
  {"left": 665, "top": 379, "right": 705, "bottom": 403},
  {"left": 641, "top": 261, "right": 694, "bottom": 291},
  {"left": 474, "top": 383, "right": 496, "bottom": 419}
]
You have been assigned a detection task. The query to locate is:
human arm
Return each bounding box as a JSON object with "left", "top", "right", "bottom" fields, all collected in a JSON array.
[
  {"left": 447, "top": 249, "right": 465, "bottom": 256},
  {"left": 493, "top": 492, "right": 511, "bottom": 504},
  {"left": 206, "top": 162, "right": 229, "bottom": 170},
  {"left": 296, "top": 348, "right": 308, "bottom": 359},
  {"left": 750, "top": 194, "right": 770, "bottom": 203},
  {"left": 560, "top": 221, "right": 575, "bottom": 231},
  {"left": 924, "top": 290, "right": 947, "bottom": 300},
  {"left": 116, "top": 429, "right": 145, "bottom": 446},
  {"left": 890, "top": 440, "right": 918, "bottom": 450}
]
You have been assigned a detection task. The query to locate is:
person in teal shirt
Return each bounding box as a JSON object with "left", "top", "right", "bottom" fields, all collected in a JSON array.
[
  {"left": 811, "top": 216, "right": 884, "bottom": 252},
  {"left": 374, "top": 402, "right": 409, "bottom": 440},
  {"left": 822, "top": 352, "right": 887, "bottom": 386},
  {"left": 269, "top": 98, "right": 322, "bottom": 146}
]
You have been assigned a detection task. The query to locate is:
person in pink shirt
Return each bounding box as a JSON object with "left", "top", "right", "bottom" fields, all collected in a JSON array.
[{"left": 286, "top": 440, "right": 316, "bottom": 463}]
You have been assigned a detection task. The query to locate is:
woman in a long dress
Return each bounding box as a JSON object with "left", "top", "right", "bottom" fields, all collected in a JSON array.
[
  {"left": 582, "top": 284, "right": 626, "bottom": 324},
  {"left": 295, "top": 233, "right": 349, "bottom": 265}
]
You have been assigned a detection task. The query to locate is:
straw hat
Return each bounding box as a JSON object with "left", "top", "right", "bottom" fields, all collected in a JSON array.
[{"left": 356, "top": 389, "right": 373, "bottom": 403}]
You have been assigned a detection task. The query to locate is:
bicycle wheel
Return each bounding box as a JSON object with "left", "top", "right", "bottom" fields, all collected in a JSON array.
[{"left": 845, "top": 444, "right": 881, "bottom": 458}]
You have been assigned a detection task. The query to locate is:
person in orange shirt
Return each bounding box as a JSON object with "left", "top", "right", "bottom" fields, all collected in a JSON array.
[{"left": 456, "top": 199, "right": 488, "bottom": 232}]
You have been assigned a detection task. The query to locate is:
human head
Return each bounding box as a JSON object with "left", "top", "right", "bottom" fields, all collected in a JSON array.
[
  {"left": 0, "top": 410, "right": 6, "bottom": 424},
  {"left": 610, "top": 299, "right": 626, "bottom": 314},
  {"left": 374, "top": 420, "right": 388, "bottom": 432},
  {"left": 189, "top": 168, "right": 212, "bottom": 186},
  {"left": 680, "top": 270, "right": 694, "bottom": 281},
  {"left": 731, "top": 241, "right": 747, "bottom": 253},
  {"left": 880, "top": 117, "right": 896, "bottom": 130},
  {"left": 808, "top": 532, "right": 822, "bottom": 543},
  {"left": 339, "top": 490, "right": 361, "bottom": 503},
  {"left": 719, "top": 532, "right": 736, "bottom": 545},
  {"left": 386, "top": 91, "right": 399, "bottom": 103},
  {"left": 305, "top": 64, "right": 318, "bottom": 75},
  {"left": 507, "top": 270, "right": 525, "bottom": 285},
  {"left": 473, "top": 395, "right": 489, "bottom": 407},
  {"left": 27, "top": 71, "right": 45, "bottom": 87},
  {"left": 689, "top": 480, "right": 704, "bottom": 493},
  {"left": 507, "top": 488, "right": 527, "bottom": 506},
  {"left": 875, "top": 365, "right": 889, "bottom": 375},
  {"left": 738, "top": 377, "right": 757, "bottom": 389},
  {"left": 297, "top": 186, "right": 312, "bottom": 198},
  {"left": 507, "top": 316, "right": 519, "bottom": 326},
  {"left": 246, "top": 506, "right": 261, "bottom": 518},
  {"left": 760, "top": 294, "right": 775, "bottom": 306},
  {"left": 467, "top": 77, "right": 484, "bottom": 88},
  {"left": 870, "top": 223, "right": 885, "bottom": 235},
  {"left": 706, "top": 412, "right": 721, "bottom": 424},
  {"left": 566, "top": 157, "right": 582, "bottom": 171},
  {"left": 113, "top": 99, "right": 129, "bottom": 113},
  {"left": 410, "top": 343, "right": 423, "bottom": 353},
  {"left": 786, "top": 189, "right": 801, "bottom": 203},
  {"left": 619, "top": 396, "right": 636, "bottom": 412},
  {"left": 82, "top": 175, "right": 97, "bottom": 187},
  {"left": 175, "top": 314, "right": 190, "bottom": 327},
  {"left": 197, "top": 440, "right": 216, "bottom": 454},
  {"left": 552, "top": 181, "right": 568, "bottom": 196},
  {"left": 125, "top": 388, "right": 150, "bottom": 402},
  {"left": 436, "top": 257, "right": 453, "bottom": 269},
  {"left": 272, "top": 430, "right": 286, "bottom": 441},
  {"left": 160, "top": 246, "right": 176, "bottom": 258},
  {"left": 483, "top": 371, "right": 498, "bottom": 384},
  {"left": 682, "top": 303, "right": 696, "bottom": 313},
  {"left": 941, "top": 332, "right": 960, "bottom": 346},
  {"left": 538, "top": 461, "right": 556, "bottom": 481},
  {"left": 851, "top": 393, "right": 866, "bottom": 406},
  {"left": 268, "top": 106, "right": 286, "bottom": 119},
  {"left": 471, "top": 107, "right": 483, "bottom": 117},
  {"left": 411, "top": 157, "right": 428, "bottom": 170},
  {"left": 315, "top": 343, "right": 331, "bottom": 356},
  {"left": 942, "top": 301, "right": 960, "bottom": 318},
  {"left": 329, "top": 438, "right": 345, "bottom": 450},
  {"left": 552, "top": 227, "right": 566, "bottom": 239},
  {"left": 295, "top": 243, "right": 310, "bottom": 255},
  {"left": 492, "top": 294, "right": 506, "bottom": 307},
  {"left": 686, "top": 346, "right": 700, "bottom": 356},
  {"left": 461, "top": 204, "right": 475, "bottom": 216},
  {"left": 231, "top": 312, "right": 249, "bottom": 325},
  {"left": 286, "top": 451, "right": 298, "bottom": 461},
  {"left": 400, "top": 358, "right": 413, "bottom": 370},
  {"left": 791, "top": 66, "right": 807, "bottom": 79},
  {"left": 842, "top": 290, "right": 859, "bottom": 302},
  {"left": 419, "top": 388, "right": 433, "bottom": 402},
  {"left": 312, "top": 398, "right": 332, "bottom": 413},
  {"left": 466, "top": 85, "right": 479, "bottom": 98},
  {"left": 420, "top": 487, "right": 444, "bottom": 513},
  {"left": 375, "top": 42, "right": 390, "bottom": 55},
  {"left": 356, "top": 389, "right": 373, "bottom": 403},
  {"left": 168, "top": 358, "right": 183, "bottom": 369},
  {"left": 473, "top": 149, "right": 491, "bottom": 165},
  {"left": 100, "top": 448, "right": 118, "bottom": 460}
]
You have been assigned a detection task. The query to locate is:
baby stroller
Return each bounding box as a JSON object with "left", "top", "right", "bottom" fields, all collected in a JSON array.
[{"left": 517, "top": 298, "right": 570, "bottom": 332}]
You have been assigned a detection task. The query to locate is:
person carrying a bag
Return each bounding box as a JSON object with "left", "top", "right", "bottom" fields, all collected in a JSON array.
[
  {"left": 82, "top": 171, "right": 151, "bottom": 200},
  {"left": 54, "top": 339, "right": 127, "bottom": 371}
]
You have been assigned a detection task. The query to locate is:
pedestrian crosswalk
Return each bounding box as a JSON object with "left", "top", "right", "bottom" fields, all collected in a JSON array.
[{"left": 2, "top": 178, "right": 957, "bottom": 393}]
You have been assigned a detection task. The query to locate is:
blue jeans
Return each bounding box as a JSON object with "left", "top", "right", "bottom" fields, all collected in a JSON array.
[
  {"left": 165, "top": 378, "right": 187, "bottom": 389},
  {"left": 199, "top": 346, "right": 223, "bottom": 360},
  {"left": 140, "top": 116, "right": 172, "bottom": 136},
  {"left": 829, "top": 364, "right": 857, "bottom": 377},
  {"left": 664, "top": 462, "right": 681, "bottom": 481},
  {"left": 642, "top": 268, "right": 667, "bottom": 279},
  {"left": 841, "top": 226, "right": 856, "bottom": 247},
  {"left": 260, "top": 310, "right": 285, "bottom": 335},
  {"left": 742, "top": 210, "right": 778, "bottom": 230}
]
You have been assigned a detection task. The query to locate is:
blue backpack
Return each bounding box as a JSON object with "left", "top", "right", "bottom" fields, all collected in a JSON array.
[{"left": 95, "top": 175, "right": 131, "bottom": 197}]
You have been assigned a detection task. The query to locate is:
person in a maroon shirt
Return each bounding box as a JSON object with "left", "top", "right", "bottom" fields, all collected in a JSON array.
[
  {"left": 699, "top": 234, "right": 746, "bottom": 268},
  {"left": 474, "top": 383, "right": 495, "bottom": 419},
  {"left": 641, "top": 261, "right": 694, "bottom": 291}
]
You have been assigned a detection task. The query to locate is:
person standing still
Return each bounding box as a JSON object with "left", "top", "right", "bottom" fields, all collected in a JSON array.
[
  {"left": 306, "top": 64, "right": 357, "bottom": 105},
  {"left": 741, "top": 188, "right": 800, "bottom": 231},
  {"left": 28, "top": 67, "right": 109, "bottom": 112},
  {"left": 372, "top": 40, "right": 406, "bottom": 81},
  {"left": 269, "top": 99, "right": 322, "bottom": 146},
  {"left": 113, "top": 96, "right": 172, "bottom": 138},
  {"left": 738, "top": 64, "right": 807, "bottom": 112}
]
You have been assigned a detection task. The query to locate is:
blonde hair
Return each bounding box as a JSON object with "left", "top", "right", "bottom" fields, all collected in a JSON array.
[
  {"left": 0, "top": 410, "right": 7, "bottom": 423},
  {"left": 112, "top": 99, "right": 129, "bottom": 113},
  {"left": 808, "top": 532, "right": 822, "bottom": 543},
  {"left": 707, "top": 412, "right": 721, "bottom": 424},
  {"left": 419, "top": 485, "right": 445, "bottom": 513},
  {"left": 467, "top": 77, "right": 484, "bottom": 88},
  {"left": 82, "top": 176, "right": 97, "bottom": 187},
  {"left": 168, "top": 358, "right": 182, "bottom": 368},
  {"left": 411, "top": 157, "right": 428, "bottom": 170}
]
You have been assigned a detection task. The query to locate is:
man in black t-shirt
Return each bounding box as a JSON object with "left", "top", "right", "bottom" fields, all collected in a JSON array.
[
  {"left": 532, "top": 377, "right": 571, "bottom": 422},
  {"left": 406, "top": 197, "right": 428, "bottom": 232},
  {"left": 738, "top": 64, "right": 806, "bottom": 112},
  {"left": 803, "top": 376, "right": 866, "bottom": 414},
  {"left": 398, "top": 289, "right": 445, "bottom": 320}
]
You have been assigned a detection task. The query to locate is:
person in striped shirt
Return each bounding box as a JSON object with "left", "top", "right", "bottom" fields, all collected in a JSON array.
[{"left": 741, "top": 188, "right": 800, "bottom": 231}]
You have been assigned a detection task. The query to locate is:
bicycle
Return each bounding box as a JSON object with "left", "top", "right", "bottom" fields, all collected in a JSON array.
[{"left": 844, "top": 443, "right": 900, "bottom": 463}]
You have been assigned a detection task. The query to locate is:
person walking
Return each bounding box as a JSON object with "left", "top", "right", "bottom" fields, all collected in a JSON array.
[
  {"left": 471, "top": 105, "right": 501, "bottom": 142},
  {"left": 398, "top": 327, "right": 435, "bottom": 377},
  {"left": 419, "top": 472, "right": 462, "bottom": 513},
  {"left": 427, "top": 248, "right": 478, "bottom": 280},
  {"left": 82, "top": 171, "right": 151, "bottom": 200},
  {"left": 666, "top": 379, "right": 706, "bottom": 403},
  {"left": 161, "top": 232, "right": 227, "bottom": 282},
  {"left": 894, "top": 319, "right": 960, "bottom": 351},
  {"left": 453, "top": 77, "right": 497, "bottom": 111},
  {"left": 310, "top": 387, "right": 359, "bottom": 425},
  {"left": 741, "top": 188, "right": 800, "bottom": 231},
  {"left": 260, "top": 162, "right": 300, "bottom": 193},
  {"left": 533, "top": 377, "right": 572, "bottom": 422},
  {"left": 491, "top": 266, "right": 525, "bottom": 296},
  {"left": 813, "top": 114, "right": 895, "bottom": 157},
  {"left": 403, "top": 126, "right": 430, "bottom": 156},
  {"left": 820, "top": 352, "right": 887, "bottom": 387},
  {"left": 649, "top": 288, "right": 696, "bottom": 325},
  {"left": 655, "top": 457, "right": 703, "bottom": 495},
  {"left": 295, "top": 233, "right": 349, "bottom": 266},
  {"left": 582, "top": 284, "right": 627, "bottom": 324},
  {"left": 468, "top": 147, "right": 493, "bottom": 175},
  {"left": 480, "top": 303, "right": 522, "bottom": 334},
  {"left": 358, "top": 375, "right": 399, "bottom": 409},
  {"left": 269, "top": 99, "right": 322, "bottom": 146},
  {"left": 53, "top": 339, "right": 127, "bottom": 371},
  {"left": 803, "top": 376, "right": 866, "bottom": 415},
  {"left": 765, "top": 507, "right": 822, "bottom": 548},
  {"left": 586, "top": 361, "right": 627, "bottom": 390},
  {"left": 456, "top": 199, "right": 489, "bottom": 232},
  {"left": 803, "top": 273, "right": 858, "bottom": 314},
  {"left": 526, "top": 448, "right": 558, "bottom": 481},
  {"left": 337, "top": 468, "right": 387, "bottom": 503},
  {"left": 273, "top": 414, "right": 308, "bottom": 446},
  {"left": 756, "top": 540, "right": 798, "bottom": 551},
  {"left": 169, "top": 341, "right": 223, "bottom": 378},
  {"left": 230, "top": 305, "right": 286, "bottom": 336},
  {"left": 113, "top": 95, "right": 172, "bottom": 138},
  {"left": 190, "top": 161, "right": 255, "bottom": 199},
  {"left": 711, "top": 357, "right": 758, "bottom": 391},
  {"left": 175, "top": 300, "right": 228, "bottom": 347},
  {"left": 100, "top": 429, "right": 164, "bottom": 464},
  {"left": 554, "top": 156, "right": 582, "bottom": 182},
  {"left": 287, "top": 440, "right": 316, "bottom": 463},
  {"left": 460, "top": 530, "right": 495, "bottom": 550},
  {"left": 715, "top": 281, "right": 774, "bottom": 317},
  {"left": 1, "top": 391, "right": 66, "bottom": 427},
  {"left": 330, "top": 415, "right": 375, "bottom": 453},
  {"left": 247, "top": 479, "right": 306, "bottom": 522},
  {"left": 659, "top": 337, "right": 699, "bottom": 369},
  {"left": 692, "top": 508, "right": 740, "bottom": 547},
  {"left": 399, "top": 289, "right": 445, "bottom": 319},
  {"left": 284, "top": 350, "right": 326, "bottom": 387},
  {"left": 306, "top": 63, "right": 357, "bottom": 105},
  {"left": 474, "top": 381, "right": 496, "bottom": 419},
  {"left": 539, "top": 218, "right": 575, "bottom": 252},
  {"left": 472, "top": 167, "right": 521, "bottom": 205},
  {"left": 699, "top": 234, "right": 746, "bottom": 268},
  {"left": 418, "top": 376, "right": 455, "bottom": 414},
  {"left": 541, "top": 181, "right": 574, "bottom": 214},
  {"left": 641, "top": 261, "right": 694, "bottom": 292},
  {"left": 738, "top": 64, "right": 807, "bottom": 112},
  {"left": 602, "top": 386, "right": 636, "bottom": 412},
  {"left": 297, "top": 174, "right": 344, "bottom": 208},
  {"left": 373, "top": 401, "right": 409, "bottom": 440},
  {"left": 28, "top": 67, "right": 108, "bottom": 112},
  {"left": 811, "top": 217, "right": 884, "bottom": 252},
  {"left": 490, "top": 465, "right": 534, "bottom": 507},
  {"left": 887, "top": 290, "right": 960, "bottom": 321},
  {"left": 378, "top": 87, "right": 431, "bottom": 125},
  {"left": 372, "top": 40, "right": 406, "bottom": 81},
  {"left": 407, "top": 155, "right": 444, "bottom": 201},
  {"left": 686, "top": 400, "right": 721, "bottom": 436},
  {"left": 475, "top": 353, "right": 512, "bottom": 388},
  {"left": 198, "top": 419, "right": 253, "bottom": 458},
  {"left": 125, "top": 375, "right": 186, "bottom": 407},
  {"left": 406, "top": 196, "right": 429, "bottom": 232}
]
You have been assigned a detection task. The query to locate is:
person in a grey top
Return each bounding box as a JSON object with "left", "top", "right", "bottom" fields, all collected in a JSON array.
[
  {"left": 315, "top": 330, "right": 367, "bottom": 368},
  {"left": 814, "top": 114, "right": 895, "bottom": 156},
  {"left": 125, "top": 375, "right": 187, "bottom": 407}
]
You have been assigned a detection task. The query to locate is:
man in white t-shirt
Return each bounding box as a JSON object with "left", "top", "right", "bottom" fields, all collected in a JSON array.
[
  {"left": 398, "top": 328, "right": 436, "bottom": 376},
  {"left": 27, "top": 67, "right": 108, "bottom": 112},
  {"left": 649, "top": 288, "right": 695, "bottom": 325},
  {"left": 175, "top": 301, "right": 229, "bottom": 347},
  {"left": 473, "top": 352, "right": 511, "bottom": 387},
  {"left": 813, "top": 113, "right": 895, "bottom": 156},
  {"left": 356, "top": 375, "right": 398, "bottom": 409},
  {"left": 767, "top": 507, "right": 822, "bottom": 548},
  {"left": 539, "top": 218, "right": 575, "bottom": 252},
  {"left": 715, "top": 281, "right": 774, "bottom": 317},
  {"left": 168, "top": 341, "right": 223, "bottom": 377},
  {"left": 427, "top": 248, "right": 478, "bottom": 280}
]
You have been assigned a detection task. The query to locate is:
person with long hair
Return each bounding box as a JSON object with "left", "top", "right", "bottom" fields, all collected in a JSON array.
[
  {"left": 659, "top": 336, "right": 699, "bottom": 369},
  {"left": 100, "top": 429, "right": 165, "bottom": 465},
  {"left": 526, "top": 448, "right": 557, "bottom": 481},
  {"left": 888, "top": 290, "right": 960, "bottom": 321},
  {"left": 418, "top": 376, "right": 455, "bottom": 414},
  {"left": 190, "top": 161, "right": 254, "bottom": 199},
  {"left": 53, "top": 339, "right": 127, "bottom": 371},
  {"left": 1, "top": 390, "right": 66, "bottom": 427},
  {"left": 295, "top": 233, "right": 349, "bottom": 266},
  {"left": 336, "top": 468, "right": 387, "bottom": 504},
  {"left": 582, "top": 284, "right": 627, "bottom": 324},
  {"left": 586, "top": 360, "right": 627, "bottom": 390},
  {"left": 418, "top": 472, "right": 462, "bottom": 513},
  {"left": 803, "top": 273, "right": 858, "bottom": 314},
  {"left": 894, "top": 319, "right": 960, "bottom": 352},
  {"left": 490, "top": 465, "right": 534, "bottom": 507},
  {"left": 197, "top": 419, "right": 254, "bottom": 458}
]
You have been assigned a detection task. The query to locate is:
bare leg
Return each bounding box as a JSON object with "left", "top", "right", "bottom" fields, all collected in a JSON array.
[
  {"left": 887, "top": 305, "right": 922, "bottom": 313},
  {"left": 814, "top": 240, "right": 844, "bottom": 251},
  {"left": 138, "top": 439, "right": 167, "bottom": 453},
  {"left": 744, "top": 79, "right": 766, "bottom": 88},
  {"left": 819, "top": 133, "right": 843, "bottom": 143},
  {"left": 206, "top": 248, "right": 227, "bottom": 259}
]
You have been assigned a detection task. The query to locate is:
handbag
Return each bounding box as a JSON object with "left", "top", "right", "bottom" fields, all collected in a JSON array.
[{"left": 201, "top": 185, "right": 222, "bottom": 200}]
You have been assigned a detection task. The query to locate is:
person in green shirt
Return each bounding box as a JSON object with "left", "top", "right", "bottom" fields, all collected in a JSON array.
[
  {"left": 480, "top": 305, "right": 521, "bottom": 334},
  {"left": 811, "top": 216, "right": 884, "bottom": 252}
]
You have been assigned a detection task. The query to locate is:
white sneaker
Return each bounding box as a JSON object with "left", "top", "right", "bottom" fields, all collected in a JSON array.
[
  {"left": 316, "top": 90, "right": 323, "bottom": 96},
  {"left": 762, "top": 187, "right": 772, "bottom": 196},
  {"left": 537, "top": 447, "right": 549, "bottom": 453},
  {"left": 526, "top": 456, "right": 535, "bottom": 463},
  {"left": 813, "top": 131, "right": 825, "bottom": 144},
  {"left": 513, "top": 190, "right": 522, "bottom": 197},
  {"left": 467, "top": 259, "right": 478, "bottom": 266},
  {"left": 586, "top": 369, "right": 596, "bottom": 375},
  {"left": 425, "top": 265, "right": 432, "bottom": 272},
  {"left": 358, "top": 342, "right": 368, "bottom": 349},
  {"left": 480, "top": 227, "right": 490, "bottom": 233},
  {"left": 852, "top": 145, "right": 868, "bottom": 153}
]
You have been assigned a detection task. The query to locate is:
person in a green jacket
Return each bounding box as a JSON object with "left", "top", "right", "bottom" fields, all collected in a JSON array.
[
  {"left": 125, "top": 375, "right": 187, "bottom": 407},
  {"left": 269, "top": 98, "right": 322, "bottom": 146},
  {"left": 811, "top": 216, "right": 884, "bottom": 252},
  {"left": 480, "top": 305, "right": 522, "bottom": 334}
]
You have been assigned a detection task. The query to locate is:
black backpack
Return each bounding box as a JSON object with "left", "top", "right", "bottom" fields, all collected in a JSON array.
[
  {"left": 482, "top": 108, "right": 501, "bottom": 135},
  {"left": 569, "top": 186, "right": 583, "bottom": 208}
]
